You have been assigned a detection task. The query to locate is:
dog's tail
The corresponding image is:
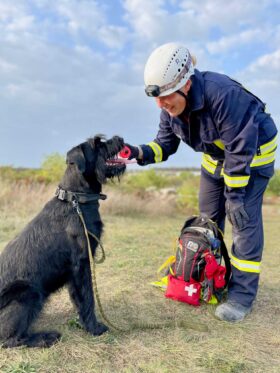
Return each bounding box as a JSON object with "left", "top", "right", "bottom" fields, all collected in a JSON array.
[{"left": 0, "top": 280, "right": 31, "bottom": 310}]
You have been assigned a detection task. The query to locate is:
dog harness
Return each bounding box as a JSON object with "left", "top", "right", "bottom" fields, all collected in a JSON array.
[{"left": 55, "top": 187, "right": 107, "bottom": 204}]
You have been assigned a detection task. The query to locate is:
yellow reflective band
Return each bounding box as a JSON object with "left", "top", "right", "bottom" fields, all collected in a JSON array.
[
  {"left": 251, "top": 152, "right": 276, "bottom": 167},
  {"left": 204, "top": 154, "right": 218, "bottom": 165},
  {"left": 148, "top": 141, "right": 163, "bottom": 163},
  {"left": 201, "top": 154, "right": 218, "bottom": 174},
  {"left": 223, "top": 174, "right": 250, "bottom": 188},
  {"left": 259, "top": 135, "right": 277, "bottom": 155},
  {"left": 231, "top": 254, "right": 261, "bottom": 273},
  {"left": 213, "top": 139, "right": 225, "bottom": 150}
]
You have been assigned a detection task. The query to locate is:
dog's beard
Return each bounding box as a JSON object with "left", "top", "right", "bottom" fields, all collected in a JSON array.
[{"left": 95, "top": 138, "right": 126, "bottom": 184}]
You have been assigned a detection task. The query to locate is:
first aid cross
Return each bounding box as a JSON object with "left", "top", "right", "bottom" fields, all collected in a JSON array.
[{"left": 185, "top": 284, "right": 197, "bottom": 296}]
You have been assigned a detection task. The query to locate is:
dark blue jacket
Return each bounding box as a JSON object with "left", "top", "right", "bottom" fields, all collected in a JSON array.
[{"left": 140, "top": 69, "right": 277, "bottom": 202}]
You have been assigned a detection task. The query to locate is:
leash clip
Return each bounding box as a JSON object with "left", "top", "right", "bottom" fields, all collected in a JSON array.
[{"left": 72, "top": 198, "right": 81, "bottom": 215}]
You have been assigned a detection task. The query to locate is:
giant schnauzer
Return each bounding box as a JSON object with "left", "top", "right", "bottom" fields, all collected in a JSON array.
[{"left": 0, "top": 135, "right": 126, "bottom": 348}]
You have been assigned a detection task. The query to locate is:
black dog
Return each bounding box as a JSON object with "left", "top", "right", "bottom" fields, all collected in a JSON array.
[{"left": 0, "top": 135, "right": 126, "bottom": 348}]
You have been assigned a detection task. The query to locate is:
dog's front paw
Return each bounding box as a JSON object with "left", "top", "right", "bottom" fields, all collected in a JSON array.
[{"left": 92, "top": 322, "right": 108, "bottom": 336}]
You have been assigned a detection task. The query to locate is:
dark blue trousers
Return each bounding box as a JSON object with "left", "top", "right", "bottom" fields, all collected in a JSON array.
[{"left": 199, "top": 168, "right": 272, "bottom": 307}]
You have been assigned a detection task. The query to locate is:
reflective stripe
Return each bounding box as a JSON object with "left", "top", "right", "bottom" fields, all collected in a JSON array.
[
  {"left": 148, "top": 141, "right": 163, "bottom": 163},
  {"left": 251, "top": 152, "right": 276, "bottom": 167},
  {"left": 259, "top": 135, "right": 277, "bottom": 154},
  {"left": 201, "top": 136, "right": 276, "bottom": 182},
  {"left": 201, "top": 154, "right": 217, "bottom": 174},
  {"left": 213, "top": 139, "right": 225, "bottom": 150},
  {"left": 231, "top": 254, "right": 261, "bottom": 274},
  {"left": 223, "top": 174, "right": 250, "bottom": 188}
]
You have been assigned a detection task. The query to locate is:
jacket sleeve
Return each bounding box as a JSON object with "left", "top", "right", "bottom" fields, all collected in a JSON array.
[
  {"left": 139, "top": 110, "right": 180, "bottom": 166},
  {"left": 209, "top": 85, "right": 262, "bottom": 203}
]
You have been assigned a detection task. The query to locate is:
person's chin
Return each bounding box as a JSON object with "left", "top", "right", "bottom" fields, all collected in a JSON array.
[{"left": 165, "top": 107, "right": 178, "bottom": 117}]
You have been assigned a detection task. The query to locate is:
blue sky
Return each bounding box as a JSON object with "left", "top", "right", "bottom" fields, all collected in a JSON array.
[{"left": 0, "top": 0, "right": 279, "bottom": 168}]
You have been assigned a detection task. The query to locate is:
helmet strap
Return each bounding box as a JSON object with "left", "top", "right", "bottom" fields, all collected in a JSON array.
[{"left": 176, "top": 90, "right": 188, "bottom": 100}]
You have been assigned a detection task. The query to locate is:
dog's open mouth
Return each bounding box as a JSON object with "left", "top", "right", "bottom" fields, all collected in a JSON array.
[
  {"left": 106, "top": 157, "right": 136, "bottom": 165},
  {"left": 105, "top": 155, "right": 126, "bottom": 178}
]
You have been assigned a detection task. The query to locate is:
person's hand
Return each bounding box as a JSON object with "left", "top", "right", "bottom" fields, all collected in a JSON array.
[
  {"left": 123, "top": 143, "right": 140, "bottom": 160},
  {"left": 225, "top": 200, "right": 249, "bottom": 230}
]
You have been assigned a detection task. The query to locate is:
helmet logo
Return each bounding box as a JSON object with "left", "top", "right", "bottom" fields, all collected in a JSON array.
[{"left": 175, "top": 58, "right": 181, "bottom": 65}]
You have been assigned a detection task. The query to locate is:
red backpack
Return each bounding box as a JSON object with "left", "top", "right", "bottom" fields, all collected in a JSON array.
[{"left": 164, "top": 216, "right": 231, "bottom": 306}]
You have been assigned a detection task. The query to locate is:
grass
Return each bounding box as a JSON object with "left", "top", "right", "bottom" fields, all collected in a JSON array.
[{"left": 0, "top": 180, "right": 279, "bottom": 373}]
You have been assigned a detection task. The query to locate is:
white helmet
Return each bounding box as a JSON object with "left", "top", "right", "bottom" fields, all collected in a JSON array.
[{"left": 144, "top": 42, "right": 194, "bottom": 97}]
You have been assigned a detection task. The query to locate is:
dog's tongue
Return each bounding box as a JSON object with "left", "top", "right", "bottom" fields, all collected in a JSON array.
[{"left": 107, "top": 158, "right": 137, "bottom": 165}]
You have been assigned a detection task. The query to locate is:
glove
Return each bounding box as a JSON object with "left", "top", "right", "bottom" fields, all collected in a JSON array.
[
  {"left": 123, "top": 143, "right": 140, "bottom": 160},
  {"left": 225, "top": 200, "right": 249, "bottom": 230}
]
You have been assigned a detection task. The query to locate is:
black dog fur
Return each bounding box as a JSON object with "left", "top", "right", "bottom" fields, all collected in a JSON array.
[{"left": 0, "top": 135, "right": 126, "bottom": 348}]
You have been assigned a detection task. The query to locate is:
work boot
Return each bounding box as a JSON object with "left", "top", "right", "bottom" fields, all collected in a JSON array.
[{"left": 215, "top": 301, "right": 252, "bottom": 322}]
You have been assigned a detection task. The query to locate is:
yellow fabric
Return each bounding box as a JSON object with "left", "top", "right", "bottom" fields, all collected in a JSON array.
[
  {"left": 157, "top": 255, "right": 176, "bottom": 274},
  {"left": 208, "top": 295, "right": 218, "bottom": 304},
  {"left": 213, "top": 139, "right": 225, "bottom": 150},
  {"left": 201, "top": 136, "right": 277, "bottom": 186},
  {"left": 150, "top": 255, "right": 176, "bottom": 290},
  {"left": 147, "top": 141, "right": 163, "bottom": 163},
  {"left": 150, "top": 275, "right": 168, "bottom": 291},
  {"left": 231, "top": 254, "right": 261, "bottom": 274},
  {"left": 250, "top": 152, "right": 276, "bottom": 167},
  {"left": 259, "top": 135, "right": 277, "bottom": 154},
  {"left": 201, "top": 154, "right": 217, "bottom": 175},
  {"left": 223, "top": 174, "right": 250, "bottom": 188}
]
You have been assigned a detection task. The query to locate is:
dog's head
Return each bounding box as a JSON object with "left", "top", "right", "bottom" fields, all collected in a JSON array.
[{"left": 62, "top": 135, "right": 126, "bottom": 192}]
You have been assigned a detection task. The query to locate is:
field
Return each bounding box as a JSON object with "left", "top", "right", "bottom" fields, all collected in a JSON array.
[{"left": 0, "top": 179, "right": 280, "bottom": 373}]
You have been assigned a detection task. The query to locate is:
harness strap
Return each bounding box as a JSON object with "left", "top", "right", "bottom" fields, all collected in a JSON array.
[{"left": 55, "top": 187, "right": 107, "bottom": 204}]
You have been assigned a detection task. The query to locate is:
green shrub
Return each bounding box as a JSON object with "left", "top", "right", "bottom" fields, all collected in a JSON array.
[
  {"left": 122, "top": 169, "right": 172, "bottom": 191},
  {"left": 176, "top": 180, "right": 199, "bottom": 213},
  {"left": 39, "top": 153, "right": 66, "bottom": 182},
  {"left": 0, "top": 166, "right": 41, "bottom": 183},
  {"left": 0, "top": 153, "right": 66, "bottom": 184},
  {"left": 266, "top": 170, "right": 280, "bottom": 196}
]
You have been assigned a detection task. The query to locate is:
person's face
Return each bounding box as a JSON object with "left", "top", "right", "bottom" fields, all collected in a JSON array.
[{"left": 154, "top": 80, "right": 192, "bottom": 117}]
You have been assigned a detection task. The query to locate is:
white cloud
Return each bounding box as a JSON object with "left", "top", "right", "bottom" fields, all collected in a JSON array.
[
  {"left": 98, "top": 25, "right": 130, "bottom": 49},
  {"left": 54, "top": 0, "right": 105, "bottom": 36},
  {"left": 236, "top": 49, "right": 280, "bottom": 129},
  {"left": 245, "top": 49, "right": 280, "bottom": 74},
  {"left": 207, "top": 28, "right": 267, "bottom": 54}
]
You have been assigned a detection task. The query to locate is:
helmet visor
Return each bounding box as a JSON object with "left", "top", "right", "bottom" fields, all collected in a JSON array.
[{"left": 145, "top": 54, "right": 192, "bottom": 97}]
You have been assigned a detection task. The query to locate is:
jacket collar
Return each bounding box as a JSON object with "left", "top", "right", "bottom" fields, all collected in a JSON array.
[{"left": 188, "top": 69, "right": 205, "bottom": 112}]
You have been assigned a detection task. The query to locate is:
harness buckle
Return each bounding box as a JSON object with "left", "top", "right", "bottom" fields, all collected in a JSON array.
[{"left": 55, "top": 187, "right": 66, "bottom": 201}]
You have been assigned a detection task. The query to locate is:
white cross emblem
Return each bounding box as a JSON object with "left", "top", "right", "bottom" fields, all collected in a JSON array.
[{"left": 185, "top": 284, "right": 197, "bottom": 297}]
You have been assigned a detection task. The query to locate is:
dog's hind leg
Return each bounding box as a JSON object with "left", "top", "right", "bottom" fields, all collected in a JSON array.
[
  {"left": 2, "top": 331, "right": 61, "bottom": 348},
  {"left": 0, "top": 285, "right": 61, "bottom": 348},
  {"left": 68, "top": 258, "right": 108, "bottom": 336}
]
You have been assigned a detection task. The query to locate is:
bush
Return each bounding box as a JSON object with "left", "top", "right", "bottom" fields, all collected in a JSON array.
[
  {"left": 266, "top": 170, "right": 280, "bottom": 196},
  {"left": 176, "top": 180, "right": 199, "bottom": 213},
  {"left": 120, "top": 169, "right": 172, "bottom": 192},
  {"left": 0, "top": 153, "right": 66, "bottom": 184},
  {"left": 38, "top": 153, "right": 66, "bottom": 183}
]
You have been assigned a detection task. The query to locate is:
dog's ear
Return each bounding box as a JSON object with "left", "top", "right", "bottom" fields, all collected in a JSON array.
[
  {"left": 66, "top": 146, "right": 86, "bottom": 173},
  {"left": 89, "top": 134, "right": 106, "bottom": 148}
]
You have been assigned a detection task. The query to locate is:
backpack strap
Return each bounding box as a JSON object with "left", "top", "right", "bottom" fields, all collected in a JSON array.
[{"left": 217, "top": 229, "right": 231, "bottom": 286}]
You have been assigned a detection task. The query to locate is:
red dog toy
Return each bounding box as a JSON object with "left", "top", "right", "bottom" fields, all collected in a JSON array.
[{"left": 118, "top": 146, "right": 132, "bottom": 159}]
